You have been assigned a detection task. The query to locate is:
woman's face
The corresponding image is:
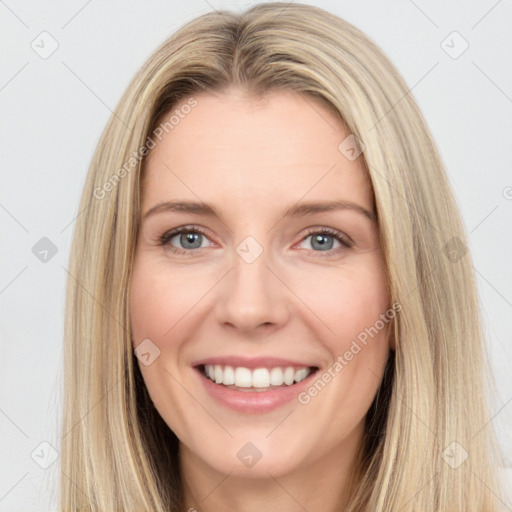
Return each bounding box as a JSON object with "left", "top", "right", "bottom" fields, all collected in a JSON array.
[{"left": 130, "top": 88, "right": 393, "bottom": 479}]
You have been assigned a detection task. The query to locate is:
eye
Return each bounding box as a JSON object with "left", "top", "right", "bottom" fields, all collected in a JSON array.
[
  {"left": 159, "top": 226, "right": 213, "bottom": 255},
  {"left": 158, "top": 225, "right": 352, "bottom": 257},
  {"left": 297, "top": 227, "right": 352, "bottom": 256}
]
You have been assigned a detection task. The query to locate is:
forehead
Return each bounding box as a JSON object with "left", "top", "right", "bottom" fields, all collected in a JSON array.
[{"left": 142, "top": 89, "right": 373, "bottom": 215}]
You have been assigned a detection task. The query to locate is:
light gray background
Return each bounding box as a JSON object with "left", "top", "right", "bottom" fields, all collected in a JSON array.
[{"left": 1, "top": 0, "right": 511, "bottom": 510}]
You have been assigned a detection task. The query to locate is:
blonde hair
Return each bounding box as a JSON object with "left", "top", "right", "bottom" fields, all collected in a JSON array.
[{"left": 61, "top": 3, "right": 505, "bottom": 510}]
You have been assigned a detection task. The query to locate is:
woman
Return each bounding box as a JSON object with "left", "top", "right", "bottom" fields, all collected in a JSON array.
[{"left": 61, "top": 3, "right": 506, "bottom": 510}]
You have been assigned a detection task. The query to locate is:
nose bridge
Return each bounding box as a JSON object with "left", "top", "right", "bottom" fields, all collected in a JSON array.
[{"left": 215, "top": 233, "right": 289, "bottom": 331}]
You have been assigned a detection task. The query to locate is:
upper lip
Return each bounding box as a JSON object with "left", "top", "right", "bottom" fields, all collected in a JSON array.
[{"left": 191, "top": 356, "right": 319, "bottom": 370}]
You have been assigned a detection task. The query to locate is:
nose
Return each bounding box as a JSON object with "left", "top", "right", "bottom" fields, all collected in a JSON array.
[{"left": 214, "top": 247, "right": 291, "bottom": 335}]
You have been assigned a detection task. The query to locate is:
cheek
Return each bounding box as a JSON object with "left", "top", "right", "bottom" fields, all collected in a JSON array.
[
  {"left": 129, "top": 260, "right": 203, "bottom": 439},
  {"left": 289, "top": 257, "right": 390, "bottom": 351},
  {"left": 129, "top": 260, "right": 212, "bottom": 344},
  {"left": 289, "top": 259, "right": 391, "bottom": 445},
  {"left": 130, "top": 252, "right": 391, "bottom": 356}
]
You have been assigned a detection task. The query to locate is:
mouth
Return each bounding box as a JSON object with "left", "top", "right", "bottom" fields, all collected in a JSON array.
[
  {"left": 191, "top": 356, "right": 322, "bottom": 413},
  {"left": 197, "top": 364, "right": 319, "bottom": 392}
]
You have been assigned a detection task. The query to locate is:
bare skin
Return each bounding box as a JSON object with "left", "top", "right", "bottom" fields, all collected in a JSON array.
[{"left": 130, "top": 87, "right": 393, "bottom": 512}]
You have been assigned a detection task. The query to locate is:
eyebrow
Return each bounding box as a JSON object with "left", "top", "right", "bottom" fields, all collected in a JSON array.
[{"left": 142, "top": 199, "right": 376, "bottom": 222}]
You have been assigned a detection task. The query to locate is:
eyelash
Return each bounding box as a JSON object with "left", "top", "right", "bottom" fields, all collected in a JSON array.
[{"left": 158, "top": 225, "right": 353, "bottom": 258}]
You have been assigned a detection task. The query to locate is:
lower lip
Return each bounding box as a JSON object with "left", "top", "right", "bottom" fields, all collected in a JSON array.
[{"left": 195, "top": 367, "right": 318, "bottom": 414}]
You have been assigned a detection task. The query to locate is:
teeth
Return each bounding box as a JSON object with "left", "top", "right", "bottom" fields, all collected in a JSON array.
[
  {"left": 234, "top": 367, "right": 252, "bottom": 387},
  {"left": 252, "top": 368, "right": 270, "bottom": 388},
  {"left": 283, "top": 367, "right": 295, "bottom": 385},
  {"left": 294, "top": 368, "right": 309, "bottom": 382},
  {"left": 270, "top": 367, "right": 284, "bottom": 386},
  {"left": 203, "top": 364, "right": 313, "bottom": 388},
  {"left": 222, "top": 365, "right": 235, "bottom": 385}
]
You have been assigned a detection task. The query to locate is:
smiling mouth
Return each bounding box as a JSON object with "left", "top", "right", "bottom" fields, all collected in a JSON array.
[{"left": 197, "top": 364, "right": 319, "bottom": 392}]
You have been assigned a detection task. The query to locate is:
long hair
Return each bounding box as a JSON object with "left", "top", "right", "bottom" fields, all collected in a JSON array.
[{"left": 60, "top": 3, "right": 505, "bottom": 510}]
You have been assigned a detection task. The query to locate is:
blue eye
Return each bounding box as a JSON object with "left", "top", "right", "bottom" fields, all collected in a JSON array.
[
  {"left": 298, "top": 228, "right": 352, "bottom": 256},
  {"left": 160, "top": 226, "right": 212, "bottom": 254},
  {"left": 159, "top": 226, "right": 352, "bottom": 257}
]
